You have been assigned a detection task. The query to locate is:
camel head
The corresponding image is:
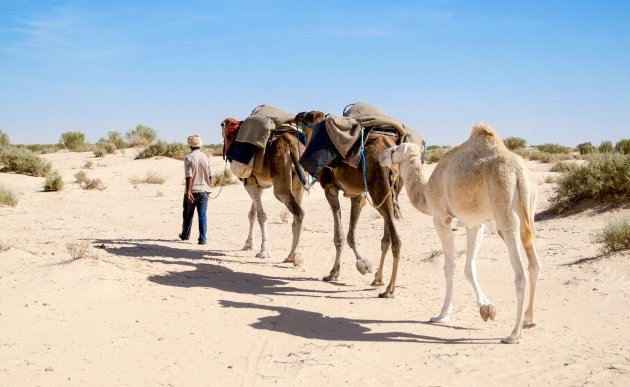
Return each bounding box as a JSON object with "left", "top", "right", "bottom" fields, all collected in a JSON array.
[
  {"left": 379, "top": 143, "right": 422, "bottom": 169},
  {"left": 295, "top": 111, "right": 325, "bottom": 144}
]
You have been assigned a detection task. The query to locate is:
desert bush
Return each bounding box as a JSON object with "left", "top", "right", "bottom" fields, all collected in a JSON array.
[
  {"left": 43, "top": 172, "right": 64, "bottom": 191},
  {"left": 598, "top": 140, "right": 613, "bottom": 153},
  {"left": 535, "top": 143, "right": 571, "bottom": 154},
  {"left": 503, "top": 137, "right": 527, "bottom": 150},
  {"left": 425, "top": 147, "right": 449, "bottom": 164},
  {"left": 0, "top": 129, "right": 9, "bottom": 147},
  {"left": 0, "top": 146, "right": 52, "bottom": 176},
  {"left": 577, "top": 142, "right": 595, "bottom": 155},
  {"left": 105, "top": 131, "right": 128, "bottom": 149},
  {"left": 95, "top": 141, "right": 117, "bottom": 154},
  {"left": 135, "top": 141, "right": 188, "bottom": 160},
  {"left": 544, "top": 176, "right": 557, "bottom": 184},
  {"left": 93, "top": 146, "right": 107, "bottom": 158},
  {"left": 593, "top": 218, "right": 630, "bottom": 254},
  {"left": 82, "top": 178, "right": 106, "bottom": 191},
  {"left": 211, "top": 169, "right": 237, "bottom": 187},
  {"left": 615, "top": 139, "right": 630, "bottom": 155},
  {"left": 16, "top": 144, "right": 65, "bottom": 154},
  {"left": 60, "top": 131, "right": 87, "bottom": 151},
  {"left": 0, "top": 183, "right": 18, "bottom": 207},
  {"left": 83, "top": 161, "right": 93, "bottom": 169},
  {"left": 129, "top": 171, "right": 166, "bottom": 185},
  {"left": 65, "top": 240, "right": 95, "bottom": 260},
  {"left": 126, "top": 124, "right": 157, "bottom": 147},
  {"left": 74, "top": 170, "right": 88, "bottom": 184},
  {"left": 550, "top": 153, "right": 630, "bottom": 213},
  {"left": 203, "top": 144, "right": 223, "bottom": 157},
  {"left": 550, "top": 161, "right": 581, "bottom": 173}
]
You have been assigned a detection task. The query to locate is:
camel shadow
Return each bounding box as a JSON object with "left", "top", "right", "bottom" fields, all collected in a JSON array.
[{"left": 220, "top": 300, "right": 498, "bottom": 344}]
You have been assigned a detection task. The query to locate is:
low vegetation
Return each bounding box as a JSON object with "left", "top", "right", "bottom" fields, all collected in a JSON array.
[
  {"left": 204, "top": 144, "right": 224, "bottom": 157},
  {"left": 60, "top": 131, "right": 88, "bottom": 151},
  {"left": 126, "top": 124, "right": 157, "bottom": 147},
  {"left": 100, "top": 131, "right": 128, "bottom": 149},
  {"left": 515, "top": 149, "right": 575, "bottom": 164},
  {"left": 503, "top": 137, "right": 526, "bottom": 151},
  {"left": 0, "top": 183, "right": 18, "bottom": 207},
  {"left": 598, "top": 140, "right": 613, "bottom": 153},
  {"left": 65, "top": 240, "right": 95, "bottom": 260},
  {"left": 0, "top": 146, "right": 52, "bottom": 176},
  {"left": 211, "top": 169, "right": 237, "bottom": 187},
  {"left": 593, "top": 218, "right": 630, "bottom": 254},
  {"left": 577, "top": 142, "right": 595, "bottom": 155},
  {"left": 129, "top": 171, "right": 166, "bottom": 185},
  {"left": 550, "top": 153, "right": 630, "bottom": 213},
  {"left": 83, "top": 161, "right": 94, "bottom": 169},
  {"left": 425, "top": 146, "right": 450, "bottom": 164},
  {"left": 534, "top": 143, "right": 571, "bottom": 154},
  {"left": 136, "top": 141, "right": 189, "bottom": 160},
  {"left": 615, "top": 139, "right": 630, "bottom": 154},
  {"left": 74, "top": 170, "right": 105, "bottom": 190},
  {"left": 0, "top": 129, "right": 10, "bottom": 147},
  {"left": 549, "top": 161, "right": 581, "bottom": 173},
  {"left": 43, "top": 172, "right": 64, "bottom": 191}
]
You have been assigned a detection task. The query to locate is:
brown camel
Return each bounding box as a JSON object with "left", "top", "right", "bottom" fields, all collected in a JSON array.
[
  {"left": 297, "top": 112, "right": 406, "bottom": 298},
  {"left": 221, "top": 111, "right": 324, "bottom": 265},
  {"left": 379, "top": 122, "right": 541, "bottom": 343}
]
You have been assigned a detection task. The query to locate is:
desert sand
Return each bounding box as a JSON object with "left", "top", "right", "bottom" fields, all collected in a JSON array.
[{"left": 1, "top": 148, "right": 629, "bottom": 386}]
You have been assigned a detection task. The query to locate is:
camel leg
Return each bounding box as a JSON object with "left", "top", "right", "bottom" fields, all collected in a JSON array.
[
  {"left": 346, "top": 195, "right": 373, "bottom": 275},
  {"left": 274, "top": 175, "right": 305, "bottom": 266},
  {"left": 243, "top": 202, "right": 256, "bottom": 251},
  {"left": 523, "top": 238, "right": 541, "bottom": 329},
  {"left": 431, "top": 216, "right": 456, "bottom": 322},
  {"left": 371, "top": 223, "right": 390, "bottom": 287},
  {"left": 496, "top": 222, "right": 527, "bottom": 344},
  {"left": 377, "top": 204, "right": 401, "bottom": 299},
  {"left": 243, "top": 179, "right": 271, "bottom": 259},
  {"left": 464, "top": 225, "right": 496, "bottom": 322},
  {"left": 323, "top": 186, "right": 344, "bottom": 282}
]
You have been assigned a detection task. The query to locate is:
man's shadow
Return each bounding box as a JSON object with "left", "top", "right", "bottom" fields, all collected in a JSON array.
[{"left": 220, "top": 300, "right": 499, "bottom": 344}]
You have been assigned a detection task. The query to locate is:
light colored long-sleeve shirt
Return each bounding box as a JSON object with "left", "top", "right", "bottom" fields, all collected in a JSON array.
[{"left": 184, "top": 149, "right": 214, "bottom": 193}]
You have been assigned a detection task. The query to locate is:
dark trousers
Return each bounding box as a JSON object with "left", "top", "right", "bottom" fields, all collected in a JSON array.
[{"left": 181, "top": 192, "right": 208, "bottom": 243}]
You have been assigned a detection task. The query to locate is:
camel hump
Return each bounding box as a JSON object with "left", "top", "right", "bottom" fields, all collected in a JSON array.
[{"left": 470, "top": 122, "right": 497, "bottom": 137}]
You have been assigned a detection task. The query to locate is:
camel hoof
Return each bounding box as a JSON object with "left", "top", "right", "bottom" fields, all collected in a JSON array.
[
  {"left": 501, "top": 336, "right": 521, "bottom": 344},
  {"left": 430, "top": 315, "right": 451, "bottom": 323},
  {"left": 371, "top": 280, "right": 384, "bottom": 287},
  {"left": 523, "top": 321, "right": 537, "bottom": 329},
  {"left": 242, "top": 244, "right": 254, "bottom": 251},
  {"left": 480, "top": 304, "right": 496, "bottom": 322},
  {"left": 323, "top": 274, "right": 338, "bottom": 282},
  {"left": 292, "top": 253, "right": 304, "bottom": 267},
  {"left": 256, "top": 251, "right": 271, "bottom": 259},
  {"left": 282, "top": 257, "right": 294, "bottom": 263},
  {"left": 356, "top": 259, "right": 373, "bottom": 275},
  {"left": 378, "top": 291, "right": 394, "bottom": 299}
]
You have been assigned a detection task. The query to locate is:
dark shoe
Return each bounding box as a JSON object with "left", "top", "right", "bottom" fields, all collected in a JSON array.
[
  {"left": 179, "top": 233, "right": 189, "bottom": 241},
  {"left": 198, "top": 240, "right": 207, "bottom": 245}
]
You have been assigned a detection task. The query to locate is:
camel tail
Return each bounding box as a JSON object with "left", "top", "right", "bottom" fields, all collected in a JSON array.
[{"left": 518, "top": 172, "right": 536, "bottom": 247}]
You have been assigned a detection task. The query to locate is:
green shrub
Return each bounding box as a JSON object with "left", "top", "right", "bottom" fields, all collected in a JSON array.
[
  {"left": 550, "top": 153, "right": 630, "bottom": 213},
  {"left": 203, "top": 144, "right": 223, "bottom": 157},
  {"left": 577, "top": 142, "right": 595, "bottom": 155},
  {"left": 43, "top": 172, "right": 64, "bottom": 191},
  {"left": 83, "top": 161, "right": 93, "bottom": 169},
  {"left": 0, "top": 129, "right": 9, "bottom": 147},
  {"left": 135, "top": 141, "right": 188, "bottom": 160},
  {"left": 0, "top": 146, "right": 52, "bottom": 176},
  {"left": 550, "top": 161, "right": 581, "bottom": 173},
  {"left": 0, "top": 183, "right": 18, "bottom": 207},
  {"left": 106, "top": 131, "right": 128, "bottom": 149},
  {"left": 599, "top": 140, "right": 613, "bottom": 153},
  {"left": 503, "top": 137, "right": 527, "bottom": 150},
  {"left": 425, "top": 147, "right": 449, "bottom": 164},
  {"left": 60, "top": 131, "right": 87, "bottom": 151},
  {"left": 535, "top": 143, "right": 571, "bottom": 154},
  {"left": 615, "top": 139, "right": 630, "bottom": 155},
  {"left": 126, "top": 124, "right": 157, "bottom": 147},
  {"left": 593, "top": 218, "right": 630, "bottom": 254},
  {"left": 93, "top": 147, "right": 106, "bottom": 158},
  {"left": 74, "top": 170, "right": 88, "bottom": 184},
  {"left": 211, "top": 169, "right": 237, "bottom": 187},
  {"left": 129, "top": 171, "right": 166, "bottom": 185},
  {"left": 82, "top": 178, "right": 106, "bottom": 191}
]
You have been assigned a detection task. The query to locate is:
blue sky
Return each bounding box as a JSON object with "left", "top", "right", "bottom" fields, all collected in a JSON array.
[{"left": 1, "top": 0, "right": 628, "bottom": 146}]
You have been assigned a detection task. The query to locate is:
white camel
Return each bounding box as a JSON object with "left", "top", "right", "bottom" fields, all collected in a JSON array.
[{"left": 379, "top": 122, "right": 541, "bottom": 343}]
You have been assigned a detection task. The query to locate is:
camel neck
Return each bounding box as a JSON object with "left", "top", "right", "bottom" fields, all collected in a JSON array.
[{"left": 400, "top": 155, "right": 431, "bottom": 215}]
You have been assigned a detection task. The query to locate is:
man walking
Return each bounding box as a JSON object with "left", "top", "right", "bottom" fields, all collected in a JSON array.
[{"left": 179, "top": 134, "right": 213, "bottom": 244}]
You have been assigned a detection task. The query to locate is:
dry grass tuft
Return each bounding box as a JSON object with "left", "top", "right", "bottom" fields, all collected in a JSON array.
[
  {"left": 82, "top": 178, "right": 106, "bottom": 191},
  {"left": 0, "top": 183, "right": 18, "bottom": 207},
  {"left": 422, "top": 249, "right": 442, "bottom": 262},
  {"left": 129, "top": 171, "right": 166, "bottom": 185},
  {"left": 83, "top": 160, "right": 94, "bottom": 169},
  {"left": 593, "top": 218, "right": 630, "bottom": 254},
  {"left": 66, "top": 240, "right": 97, "bottom": 260}
]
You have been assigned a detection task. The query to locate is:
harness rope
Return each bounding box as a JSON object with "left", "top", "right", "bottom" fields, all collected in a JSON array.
[
  {"left": 358, "top": 125, "right": 399, "bottom": 210},
  {"left": 208, "top": 158, "right": 229, "bottom": 200},
  {"left": 295, "top": 122, "right": 317, "bottom": 191}
]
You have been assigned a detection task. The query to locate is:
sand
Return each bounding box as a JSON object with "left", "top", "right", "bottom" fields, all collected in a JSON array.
[{"left": 1, "top": 148, "right": 629, "bottom": 386}]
